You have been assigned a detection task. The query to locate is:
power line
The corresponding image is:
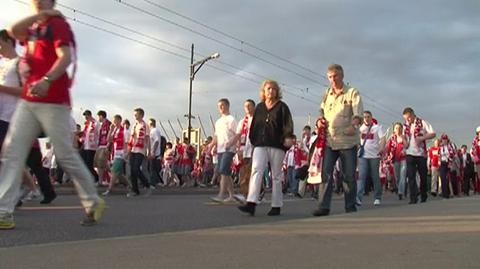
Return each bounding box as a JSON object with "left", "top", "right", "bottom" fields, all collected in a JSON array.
[
  {"left": 140, "top": 0, "right": 322, "bottom": 77},
  {"left": 113, "top": 0, "right": 325, "bottom": 85}
]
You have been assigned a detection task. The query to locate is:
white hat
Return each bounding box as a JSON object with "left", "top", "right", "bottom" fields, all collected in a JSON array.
[{"left": 476, "top": 126, "right": 480, "bottom": 133}]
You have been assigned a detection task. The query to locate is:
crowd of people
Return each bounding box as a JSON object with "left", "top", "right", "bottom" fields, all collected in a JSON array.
[{"left": 0, "top": 0, "right": 479, "bottom": 230}]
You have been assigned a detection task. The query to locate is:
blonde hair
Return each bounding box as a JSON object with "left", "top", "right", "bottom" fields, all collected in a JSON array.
[
  {"left": 259, "top": 79, "right": 282, "bottom": 102},
  {"left": 327, "top": 63, "right": 344, "bottom": 75}
]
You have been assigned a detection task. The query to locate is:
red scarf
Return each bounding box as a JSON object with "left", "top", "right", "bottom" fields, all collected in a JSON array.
[
  {"left": 240, "top": 116, "right": 250, "bottom": 146},
  {"left": 404, "top": 117, "right": 426, "bottom": 153},
  {"left": 98, "top": 119, "right": 111, "bottom": 147},
  {"left": 128, "top": 121, "right": 146, "bottom": 150},
  {"left": 82, "top": 119, "right": 96, "bottom": 146}
]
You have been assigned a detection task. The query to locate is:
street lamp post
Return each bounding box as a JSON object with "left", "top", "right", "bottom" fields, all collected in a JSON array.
[{"left": 187, "top": 43, "right": 220, "bottom": 143}]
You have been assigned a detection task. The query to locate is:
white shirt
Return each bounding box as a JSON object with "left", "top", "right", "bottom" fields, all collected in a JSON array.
[
  {"left": 359, "top": 123, "right": 385, "bottom": 159},
  {"left": 149, "top": 127, "right": 162, "bottom": 157},
  {"left": 285, "top": 146, "right": 295, "bottom": 167},
  {"left": 0, "top": 57, "right": 20, "bottom": 122},
  {"left": 215, "top": 114, "right": 237, "bottom": 153},
  {"left": 405, "top": 119, "right": 435, "bottom": 157},
  {"left": 235, "top": 115, "right": 253, "bottom": 158}
]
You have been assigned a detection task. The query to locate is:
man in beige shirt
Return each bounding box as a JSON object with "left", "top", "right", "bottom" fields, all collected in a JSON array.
[{"left": 313, "top": 64, "right": 364, "bottom": 216}]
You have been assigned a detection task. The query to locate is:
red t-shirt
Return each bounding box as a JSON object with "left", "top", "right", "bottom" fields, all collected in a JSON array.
[{"left": 22, "top": 17, "right": 75, "bottom": 105}]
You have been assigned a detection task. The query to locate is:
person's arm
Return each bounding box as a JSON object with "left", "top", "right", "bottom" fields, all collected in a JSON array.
[
  {"left": 344, "top": 89, "right": 363, "bottom": 136},
  {"left": 8, "top": 10, "right": 62, "bottom": 41},
  {"left": 0, "top": 85, "right": 22, "bottom": 96},
  {"left": 282, "top": 104, "right": 294, "bottom": 147}
]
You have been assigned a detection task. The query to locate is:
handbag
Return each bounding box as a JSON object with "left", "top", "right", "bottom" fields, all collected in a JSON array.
[{"left": 358, "top": 124, "right": 372, "bottom": 158}]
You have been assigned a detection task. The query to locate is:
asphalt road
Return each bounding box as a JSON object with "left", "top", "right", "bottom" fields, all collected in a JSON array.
[{"left": 1, "top": 187, "right": 410, "bottom": 248}]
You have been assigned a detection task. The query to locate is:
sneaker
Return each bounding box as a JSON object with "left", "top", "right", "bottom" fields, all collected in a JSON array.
[
  {"left": 102, "top": 190, "right": 111, "bottom": 196},
  {"left": 355, "top": 197, "right": 362, "bottom": 206},
  {"left": 0, "top": 213, "right": 15, "bottom": 230},
  {"left": 126, "top": 192, "right": 139, "bottom": 198},
  {"left": 374, "top": 199, "right": 381, "bottom": 206},
  {"left": 209, "top": 196, "right": 224, "bottom": 203},
  {"left": 233, "top": 194, "right": 246, "bottom": 204},
  {"left": 223, "top": 197, "right": 237, "bottom": 204},
  {"left": 80, "top": 198, "right": 106, "bottom": 226}
]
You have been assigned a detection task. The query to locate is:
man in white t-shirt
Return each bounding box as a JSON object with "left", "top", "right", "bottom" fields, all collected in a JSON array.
[
  {"left": 402, "top": 107, "right": 436, "bottom": 204},
  {"left": 356, "top": 111, "right": 385, "bottom": 206},
  {"left": 210, "top": 98, "right": 238, "bottom": 203},
  {"left": 231, "top": 99, "right": 255, "bottom": 203},
  {"left": 148, "top": 118, "right": 162, "bottom": 186}
]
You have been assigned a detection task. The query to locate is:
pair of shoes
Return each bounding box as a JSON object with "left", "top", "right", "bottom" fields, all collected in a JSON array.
[
  {"left": 355, "top": 197, "right": 362, "bottom": 206},
  {"left": 40, "top": 193, "right": 57, "bottom": 204},
  {"left": 238, "top": 202, "right": 256, "bottom": 216},
  {"left": 210, "top": 196, "right": 224, "bottom": 203},
  {"left": 102, "top": 190, "right": 111, "bottom": 196},
  {"left": 346, "top": 207, "right": 357, "bottom": 213},
  {"left": 15, "top": 200, "right": 23, "bottom": 208},
  {"left": 126, "top": 192, "right": 139, "bottom": 198},
  {"left": 80, "top": 198, "right": 106, "bottom": 226},
  {"left": 374, "top": 199, "right": 381, "bottom": 206},
  {"left": 267, "top": 207, "right": 281, "bottom": 216},
  {"left": 430, "top": 192, "right": 437, "bottom": 197},
  {"left": 420, "top": 198, "right": 427, "bottom": 203},
  {"left": 408, "top": 199, "right": 418, "bottom": 204},
  {"left": 398, "top": 194, "right": 403, "bottom": 200},
  {"left": 233, "top": 194, "right": 246, "bottom": 204},
  {"left": 294, "top": 193, "right": 303, "bottom": 199},
  {"left": 0, "top": 213, "right": 15, "bottom": 230},
  {"left": 312, "top": 208, "right": 330, "bottom": 217}
]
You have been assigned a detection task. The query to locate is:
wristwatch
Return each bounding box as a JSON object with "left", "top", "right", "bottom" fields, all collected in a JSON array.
[{"left": 42, "top": 75, "right": 53, "bottom": 84}]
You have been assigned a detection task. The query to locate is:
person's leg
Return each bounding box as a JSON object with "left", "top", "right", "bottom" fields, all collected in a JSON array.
[
  {"left": 38, "top": 104, "right": 101, "bottom": 213},
  {"left": 439, "top": 163, "right": 450, "bottom": 198},
  {"left": 340, "top": 147, "right": 358, "bottom": 212},
  {"left": 431, "top": 167, "right": 439, "bottom": 194},
  {"left": 26, "top": 147, "right": 56, "bottom": 202},
  {"left": 129, "top": 153, "right": 141, "bottom": 194},
  {"left": 0, "top": 101, "right": 41, "bottom": 217},
  {"left": 417, "top": 157, "right": 428, "bottom": 202},
  {"left": 268, "top": 147, "right": 286, "bottom": 209},
  {"left": 450, "top": 170, "right": 459, "bottom": 196},
  {"left": 246, "top": 148, "right": 268, "bottom": 204},
  {"left": 317, "top": 147, "right": 340, "bottom": 211},
  {"left": 239, "top": 158, "right": 252, "bottom": 197},
  {"left": 369, "top": 158, "right": 382, "bottom": 201},
  {"left": 356, "top": 158, "right": 368, "bottom": 203},
  {"left": 406, "top": 155, "right": 418, "bottom": 203}
]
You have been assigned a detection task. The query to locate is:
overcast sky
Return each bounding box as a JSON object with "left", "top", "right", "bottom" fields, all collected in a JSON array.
[{"left": 1, "top": 0, "right": 479, "bottom": 146}]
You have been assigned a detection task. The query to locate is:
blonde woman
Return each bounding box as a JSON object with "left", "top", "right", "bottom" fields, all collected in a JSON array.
[{"left": 238, "top": 80, "right": 293, "bottom": 216}]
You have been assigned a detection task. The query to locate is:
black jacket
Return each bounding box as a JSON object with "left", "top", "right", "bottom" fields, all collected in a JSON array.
[
  {"left": 462, "top": 153, "right": 475, "bottom": 175},
  {"left": 249, "top": 101, "right": 293, "bottom": 151}
]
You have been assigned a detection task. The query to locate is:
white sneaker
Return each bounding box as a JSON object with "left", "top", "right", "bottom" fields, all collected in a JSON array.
[
  {"left": 102, "top": 190, "right": 111, "bottom": 196},
  {"left": 209, "top": 196, "right": 224, "bottom": 203},
  {"left": 233, "top": 194, "right": 246, "bottom": 204},
  {"left": 356, "top": 197, "right": 362, "bottom": 206},
  {"left": 374, "top": 199, "right": 381, "bottom": 206}
]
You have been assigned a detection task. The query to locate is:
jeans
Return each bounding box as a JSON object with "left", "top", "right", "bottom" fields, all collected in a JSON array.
[
  {"left": 129, "top": 152, "right": 149, "bottom": 194},
  {"left": 406, "top": 155, "right": 428, "bottom": 202},
  {"left": 0, "top": 100, "right": 99, "bottom": 214},
  {"left": 357, "top": 158, "right": 381, "bottom": 201},
  {"left": 318, "top": 146, "right": 357, "bottom": 212},
  {"left": 80, "top": 149, "right": 98, "bottom": 182},
  {"left": 287, "top": 166, "right": 298, "bottom": 194},
  {"left": 394, "top": 160, "right": 407, "bottom": 195},
  {"left": 148, "top": 157, "right": 162, "bottom": 186}
]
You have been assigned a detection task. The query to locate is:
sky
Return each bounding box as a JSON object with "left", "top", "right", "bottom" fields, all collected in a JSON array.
[{"left": 1, "top": 0, "right": 479, "bottom": 146}]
